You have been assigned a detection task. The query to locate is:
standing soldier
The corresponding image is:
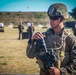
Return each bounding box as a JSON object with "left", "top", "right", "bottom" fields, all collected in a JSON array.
[
  {"left": 74, "top": 22, "right": 76, "bottom": 36},
  {"left": 18, "top": 21, "right": 24, "bottom": 40},
  {"left": 26, "top": 3, "right": 76, "bottom": 75},
  {"left": 27, "top": 23, "right": 35, "bottom": 39}
]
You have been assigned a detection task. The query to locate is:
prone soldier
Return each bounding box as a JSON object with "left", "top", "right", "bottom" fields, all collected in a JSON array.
[{"left": 26, "top": 3, "right": 76, "bottom": 75}]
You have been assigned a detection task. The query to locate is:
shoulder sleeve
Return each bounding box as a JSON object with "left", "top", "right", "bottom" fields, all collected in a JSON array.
[
  {"left": 60, "top": 34, "right": 76, "bottom": 74},
  {"left": 26, "top": 38, "right": 42, "bottom": 58}
]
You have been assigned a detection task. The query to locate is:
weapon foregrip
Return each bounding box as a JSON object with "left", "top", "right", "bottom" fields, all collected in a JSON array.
[{"left": 40, "top": 38, "right": 48, "bottom": 53}]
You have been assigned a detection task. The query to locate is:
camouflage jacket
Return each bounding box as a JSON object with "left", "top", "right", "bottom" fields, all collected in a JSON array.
[
  {"left": 26, "top": 28, "right": 76, "bottom": 75},
  {"left": 18, "top": 24, "right": 24, "bottom": 32}
]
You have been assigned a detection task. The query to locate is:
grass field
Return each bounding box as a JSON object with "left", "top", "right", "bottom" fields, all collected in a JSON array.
[{"left": 0, "top": 26, "right": 47, "bottom": 74}]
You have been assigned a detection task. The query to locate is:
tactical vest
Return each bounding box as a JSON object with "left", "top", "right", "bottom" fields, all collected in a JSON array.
[{"left": 43, "top": 28, "right": 73, "bottom": 68}]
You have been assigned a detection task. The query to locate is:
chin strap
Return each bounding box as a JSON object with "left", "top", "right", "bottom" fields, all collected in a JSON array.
[
  {"left": 53, "top": 22, "right": 61, "bottom": 29},
  {"left": 53, "top": 24, "right": 59, "bottom": 29},
  {"left": 53, "top": 18, "right": 63, "bottom": 29}
]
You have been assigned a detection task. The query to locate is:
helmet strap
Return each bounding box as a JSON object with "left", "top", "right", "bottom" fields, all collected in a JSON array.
[
  {"left": 53, "top": 17, "right": 64, "bottom": 29},
  {"left": 53, "top": 22, "right": 60, "bottom": 29}
]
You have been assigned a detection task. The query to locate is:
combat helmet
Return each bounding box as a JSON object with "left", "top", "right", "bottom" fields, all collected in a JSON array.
[{"left": 47, "top": 3, "right": 69, "bottom": 19}]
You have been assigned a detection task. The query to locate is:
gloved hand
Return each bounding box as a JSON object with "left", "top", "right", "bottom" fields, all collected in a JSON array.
[
  {"left": 31, "top": 32, "right": 43, "bottom": 40},
  {"left": 48, "top": 67, "right": 60, "bottom": 75}
]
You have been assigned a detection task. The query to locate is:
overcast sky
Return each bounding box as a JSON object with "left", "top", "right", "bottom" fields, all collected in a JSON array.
[{"left": 0, "top": 0, "right": 76, "bottom": 12}]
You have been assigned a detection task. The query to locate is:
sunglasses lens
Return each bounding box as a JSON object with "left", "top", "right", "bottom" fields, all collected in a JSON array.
[{"left": 50, "top": 16, "right": 60, "bottom": 20}]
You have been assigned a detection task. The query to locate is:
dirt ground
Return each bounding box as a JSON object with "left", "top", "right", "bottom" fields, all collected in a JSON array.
[{"left": 0, "top": 26, "right": 47, "bottom": 74}]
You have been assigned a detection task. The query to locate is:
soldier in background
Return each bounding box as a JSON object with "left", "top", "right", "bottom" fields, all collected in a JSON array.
[
  {"left": 26, "top": 3, "right": 76, "bottom": 75},
  {"left": 27, "top": 23, "right": 35, "bottom": 39},
  {"left": 74, "top": 22, "right": 76, "bottom": 36},
  {"left": 18, "top": 21, "right": 24, "bottom": 40}
]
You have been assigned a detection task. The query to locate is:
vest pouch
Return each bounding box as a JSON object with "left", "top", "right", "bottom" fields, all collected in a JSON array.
[{"left": 45, "top": 35, "right": 62, "bottom": 50}]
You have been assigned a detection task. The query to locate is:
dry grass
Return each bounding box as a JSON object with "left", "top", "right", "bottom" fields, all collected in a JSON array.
[{"left": 0, "top": 26, "right": 47, "bottom": 74}]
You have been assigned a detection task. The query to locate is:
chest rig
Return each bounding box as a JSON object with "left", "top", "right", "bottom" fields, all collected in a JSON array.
[
  {"left": 44, "top": 28, "right": 72, "bottom": 52},
  {"left": 43, "top": 28, "right": 72, "bottom": 68},
  {"left": 36, "top": 28, "right": 72, "bottom": 70}
]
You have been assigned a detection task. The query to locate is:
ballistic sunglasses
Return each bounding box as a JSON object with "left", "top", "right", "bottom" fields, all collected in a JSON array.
[{"left": 49, "top": 16, "right": 61, "bottom": 20}]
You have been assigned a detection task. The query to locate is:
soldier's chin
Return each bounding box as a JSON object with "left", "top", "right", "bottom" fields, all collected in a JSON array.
[
  {"left": 51, "top": 24, "right": 54, "bottom": 27},
  {"left": 51, "top": 26, "right": 55, "bottom": 29}
]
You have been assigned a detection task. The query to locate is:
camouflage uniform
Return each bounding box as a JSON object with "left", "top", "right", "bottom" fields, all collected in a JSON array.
[
  {"left": 27, "top": 26, "right": 35, "bottom": 39},
  {"left": 26, "top": 28, "right": 76, "bottom": 75},
  {"left": 18, "top": 24, "right": 24, "bottom": 40},
  {"left": 26, "top": 3, "right": 76, "bottom": 75}
]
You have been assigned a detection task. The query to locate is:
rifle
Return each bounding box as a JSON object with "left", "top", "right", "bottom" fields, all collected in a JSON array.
[{"left": 36, "top": 38, "right": 58, "bottom": 70}]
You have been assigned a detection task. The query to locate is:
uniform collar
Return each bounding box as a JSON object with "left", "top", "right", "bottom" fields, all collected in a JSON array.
[{"left": 52, "top": 27, "right": 64, "bottom": 36}]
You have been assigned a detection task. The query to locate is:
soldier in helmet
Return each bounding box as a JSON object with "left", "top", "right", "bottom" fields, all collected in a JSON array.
[
  {"left": 27, "top": 23, "right": 35, "bottom": 39},
  {"left": 18, "top": 21, "right": 24, "bottom": 40},
  {"left": 26, "top": 3, "right": 76, "bottom": 75}
]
